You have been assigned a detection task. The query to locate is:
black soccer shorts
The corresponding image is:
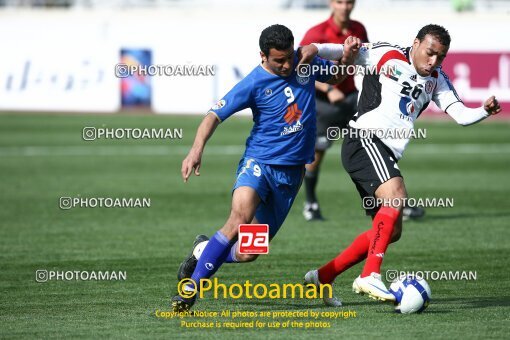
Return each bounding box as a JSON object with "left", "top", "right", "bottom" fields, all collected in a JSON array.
[
  {"left": 341, "top": 130, "right": 403, "bottom": 216},
  {"left": 315, "top": 91, "right": 358, "bottom": 151}
]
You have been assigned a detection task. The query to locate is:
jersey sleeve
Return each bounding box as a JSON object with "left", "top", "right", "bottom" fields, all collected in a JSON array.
[
  {"left": 209, "top": 76, "right": 254, "bottom": 122},
  {"left": 311, "top": 55, "right": 335, "bottom": 83},
  {"left": 432, "top": 69, "right": 462, "bottom": 112}
]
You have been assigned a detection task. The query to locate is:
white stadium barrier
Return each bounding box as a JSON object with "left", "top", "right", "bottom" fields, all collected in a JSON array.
[{"left": 0, "top": 7, "right": 508, "bottom": 113}]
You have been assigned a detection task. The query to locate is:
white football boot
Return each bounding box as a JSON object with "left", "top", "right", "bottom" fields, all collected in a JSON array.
[
  {"left": 304, "top": 270, "right": 342, "bottom": 307},
  {"left": 352, "top": 272, "right": 396, "bottom": 302}
]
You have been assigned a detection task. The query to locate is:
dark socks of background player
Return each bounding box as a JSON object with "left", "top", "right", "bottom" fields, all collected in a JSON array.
[{"left": 304, "top": 170, "right": 318, "bottom": 203}]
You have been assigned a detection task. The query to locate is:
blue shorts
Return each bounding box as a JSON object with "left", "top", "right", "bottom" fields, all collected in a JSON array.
[{"left": 233, "top": 157, "right": 305, "bottom": 238}]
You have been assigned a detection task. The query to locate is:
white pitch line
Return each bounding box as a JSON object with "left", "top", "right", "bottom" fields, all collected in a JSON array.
[
  {"left": 0, "top": 144, "right": 508, "bottom": 157},
  {"left": 0, "top": 145, "right": 244, "bottom": 157}
]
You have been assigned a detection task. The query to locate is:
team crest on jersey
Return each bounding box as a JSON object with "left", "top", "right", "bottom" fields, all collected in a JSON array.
[
  {"left": 212, "top": 99, "right": 226, "bottom": 110},
  {"left": 425, "top": 80, "right": 434, "bottom": 94},
  {"left": 264, "top": 88, "right": 273, "bottom": 96},
  {"left": 296, "top": 74, "right": 310, "bottom": 85}
]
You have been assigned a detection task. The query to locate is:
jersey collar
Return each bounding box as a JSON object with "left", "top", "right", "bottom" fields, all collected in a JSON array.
[
  {"left": 407, "top": 47, "right": 422, "bottom": 78},
  {"left": 404, "top": 47, "right": 412, "bottom": 63}
]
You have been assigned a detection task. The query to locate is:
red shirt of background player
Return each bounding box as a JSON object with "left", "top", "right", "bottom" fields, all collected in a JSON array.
[{"left": 300, "top": 15, "right": 368, "bottom": 95}]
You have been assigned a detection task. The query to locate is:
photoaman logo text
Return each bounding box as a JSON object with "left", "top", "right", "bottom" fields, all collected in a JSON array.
[{"left": 177, "top": 278, "right": 333, "bottom": 300}]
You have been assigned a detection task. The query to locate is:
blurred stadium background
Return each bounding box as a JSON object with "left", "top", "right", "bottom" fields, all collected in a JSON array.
[
  {"left": 0, "top": 0, "right": 509, "bottom": 114},
  {"left": 1, "top": 0, "right": 509, "bottom": 338}
]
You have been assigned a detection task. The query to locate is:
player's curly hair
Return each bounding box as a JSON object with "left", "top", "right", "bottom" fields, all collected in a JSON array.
[
  {"left": 259, "top": 24, "right": 294, "bottom": 56},
  {"left": 416, "top": 24, "right": 451, "bottom": 46}
]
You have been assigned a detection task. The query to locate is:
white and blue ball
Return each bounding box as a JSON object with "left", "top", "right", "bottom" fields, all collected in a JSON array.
[{"left": 389, "top": 275, "right": 431, "bottom": 314}]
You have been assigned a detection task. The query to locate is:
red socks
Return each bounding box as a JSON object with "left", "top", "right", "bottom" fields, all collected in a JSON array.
[
  {"left": 317, "top": 206, "right": 400, "bottom": 284},
  {"left": 361, "top": 206, "right": 400, "bottom": 277},
  {"left": 318, "top": 230, "right": 372, "bottom": 284}
]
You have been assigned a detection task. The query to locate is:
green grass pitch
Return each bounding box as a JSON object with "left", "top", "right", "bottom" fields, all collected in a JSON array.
[{"left": 0, "top": 113, "right": 509, "bottom": 338}]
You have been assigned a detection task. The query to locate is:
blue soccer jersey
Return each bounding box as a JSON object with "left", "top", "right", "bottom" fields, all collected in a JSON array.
[{"left": 210, "top": 53, "right": 334, "bottom": 165}]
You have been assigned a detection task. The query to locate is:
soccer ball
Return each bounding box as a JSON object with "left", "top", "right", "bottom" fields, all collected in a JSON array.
[{"left": 389, "top": 275, "right": 431, "bottom": 314}]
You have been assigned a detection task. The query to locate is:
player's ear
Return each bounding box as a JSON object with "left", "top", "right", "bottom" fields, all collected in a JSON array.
[
  {"left": 412, "top": 38, "right": 420, "bottom": 49},
  {"left": 260, "top": 51, "right": 267, "bottom": 63}
]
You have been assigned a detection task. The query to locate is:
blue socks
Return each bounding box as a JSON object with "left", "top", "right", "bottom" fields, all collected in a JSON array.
[
  {"left": 190, "top": 231, "right": 235, "bottom": 287},
  {"left": 224, "top": 241, "right": 239, "bottom": 263}
]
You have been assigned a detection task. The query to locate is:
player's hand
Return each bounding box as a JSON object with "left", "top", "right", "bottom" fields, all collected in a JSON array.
[
  {"left": 484, "top": 96, "right": 501, "bottom": 115},
  {"left": 297, "top": 44, "right": 319, "bottom": 66},
  {"left": 341, "top": 36, "right": 362, "bottom": 65},
  {"left": 181, "top": 148, "right": 202, "bottom": 182},
  {"left": 328, "top": 88, "right": 345, "bottom": 104}
]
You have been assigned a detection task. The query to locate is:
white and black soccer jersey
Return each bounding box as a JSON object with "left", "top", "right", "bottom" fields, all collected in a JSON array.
[{"left": 350, "top": 42, "right": 462, "bottom": 160}]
